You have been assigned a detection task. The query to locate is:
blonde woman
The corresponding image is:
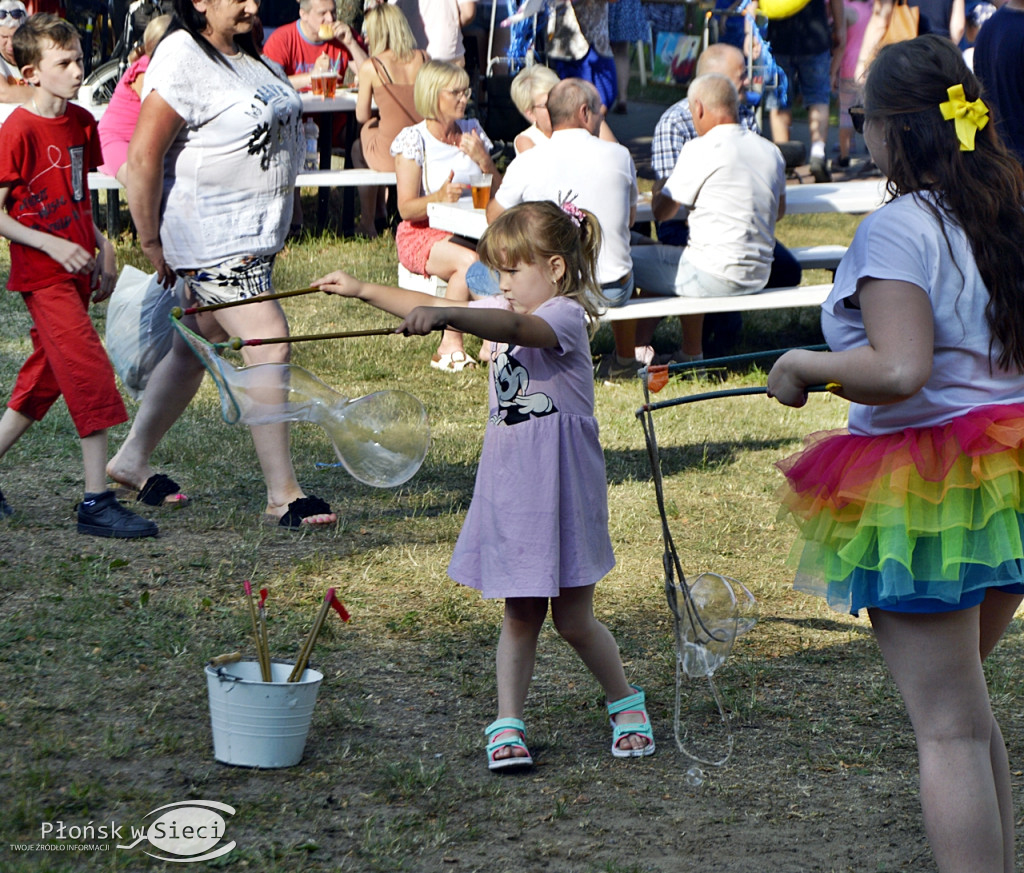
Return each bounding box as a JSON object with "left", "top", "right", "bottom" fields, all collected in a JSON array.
[
  {"left": 390, "top": 60, "right": 501, "bottom": 371},
  {"left": 350, "top": 3, "right": 426, "bottom": 237},
  {"left": 509, "top": 63, "right": 619, "bottom": 155}
]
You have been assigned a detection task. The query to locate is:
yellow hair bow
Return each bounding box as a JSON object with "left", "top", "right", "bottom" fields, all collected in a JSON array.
[{"left": 939, "top": 83, "right": 989, "bottom": 151}]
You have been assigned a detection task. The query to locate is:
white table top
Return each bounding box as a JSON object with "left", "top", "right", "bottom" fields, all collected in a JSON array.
[
  {"left": 429, "top": 196, "right": 656, "bottom": 239},
  {"left": 300, "top": 90, "right": 358, "bottom": 113},
  {"left": 784, "top": 178, "right": 889, "bottom": 214}
]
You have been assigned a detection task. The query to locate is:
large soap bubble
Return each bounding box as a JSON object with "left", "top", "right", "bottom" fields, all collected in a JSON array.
[{"left": 173, "top": 320, "right": 430, "bottom": 488}]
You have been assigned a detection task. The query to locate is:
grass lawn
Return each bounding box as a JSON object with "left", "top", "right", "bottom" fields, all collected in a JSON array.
[{"left": 1, "top": 210, "right": 1022, "bottom": 872}]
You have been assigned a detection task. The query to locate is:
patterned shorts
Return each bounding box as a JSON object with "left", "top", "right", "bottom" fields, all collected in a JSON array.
[{"left": 177, "top": 254, "right": 276, "bottom": 307}]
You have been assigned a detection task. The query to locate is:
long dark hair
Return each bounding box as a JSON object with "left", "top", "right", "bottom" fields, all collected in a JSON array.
[
  {"left": 865, "top": 35, "right": 1024, "bottom": 370},
  {"left": 155, "top": 0, "right": 266, "bottom": 68}
]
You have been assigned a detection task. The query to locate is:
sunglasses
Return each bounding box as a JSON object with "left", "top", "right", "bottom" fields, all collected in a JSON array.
[
  {"left": 849, "top": 104, "right": 865, "bottom": 135},
  {"left": 0, "top": 8, "right": 26, "bottom": 22}
]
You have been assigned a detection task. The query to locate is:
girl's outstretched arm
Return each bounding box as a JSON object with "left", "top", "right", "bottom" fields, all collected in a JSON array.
[
  {"left": 314, "top": 271, "right": 559, "bottom": 347},
  {"left": 400, "top": 305, "right": 558, "bottom": 348},
  {"left": 314, "top": 270, "right": 469, "bottom": 318},
  {"left": 767, "top": 279, "right": 934, "bottom": 407}
]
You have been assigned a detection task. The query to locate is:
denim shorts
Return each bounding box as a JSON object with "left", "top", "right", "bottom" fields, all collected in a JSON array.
[{"left": 764, "top": 50, "right": 831, "bottom": 111}]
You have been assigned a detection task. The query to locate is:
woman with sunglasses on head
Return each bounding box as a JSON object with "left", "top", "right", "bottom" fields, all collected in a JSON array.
[
  {"left": 0, "top": 0, "right": 33, "bottom": 106},
  {"left": 769, "top": 35, "right": 1024, "bottom": 873},
  {"left": 390, "top": 59, "right": 501, "bottom": 371}
]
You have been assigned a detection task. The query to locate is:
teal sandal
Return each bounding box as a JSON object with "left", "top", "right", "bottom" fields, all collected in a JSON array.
[
  {"left": 607, "top": 685, "right": 656, "bottom": 759},
  {"left": 485, "top": 718, "right": 534, "bottom": 771}
]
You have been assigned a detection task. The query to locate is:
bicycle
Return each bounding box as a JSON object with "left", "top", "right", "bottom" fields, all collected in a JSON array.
[{"left": 80, "top": 0, "right": 168, "bottom": 107}]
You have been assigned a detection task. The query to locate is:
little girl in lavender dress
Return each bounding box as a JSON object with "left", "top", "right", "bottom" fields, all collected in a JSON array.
[{"left": 314, "top": 200, "right": 656, "bottom": 770}]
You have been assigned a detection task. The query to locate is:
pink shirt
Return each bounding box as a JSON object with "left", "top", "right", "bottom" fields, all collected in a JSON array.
[{"left": 97, "top": 55, "right": 149, "bottom": 177}]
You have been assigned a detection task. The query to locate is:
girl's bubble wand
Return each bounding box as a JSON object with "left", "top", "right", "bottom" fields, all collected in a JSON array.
[
  {"left": 288, "top": 588, "right": 350, "bottom": 682},
  {"left": 170, "top": 286, "right": 324, "bottom": 318}
]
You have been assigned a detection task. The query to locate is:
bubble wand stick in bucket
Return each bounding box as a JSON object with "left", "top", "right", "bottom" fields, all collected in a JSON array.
[
  {"left": 243, "top": 580, "right": 272, "bottom": 681},
  {"left": 288, "top": 589, "right": 350, "bottom": 682}
]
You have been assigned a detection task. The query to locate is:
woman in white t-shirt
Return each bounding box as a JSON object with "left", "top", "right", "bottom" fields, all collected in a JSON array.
[
  {"left": 108, "top": 0, "right": 337, "bottom": 529},
  {"left": 391, "top": 59, "right": 501, "bottom": 371}
]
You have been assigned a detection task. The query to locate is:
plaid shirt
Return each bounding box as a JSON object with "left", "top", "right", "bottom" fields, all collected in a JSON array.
[{"left": 651, "top": 99, "right": 759, "bottom": 179}]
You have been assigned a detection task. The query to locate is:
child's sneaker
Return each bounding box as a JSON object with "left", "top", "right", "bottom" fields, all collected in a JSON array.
[{"left": 77, "top": 491, "right": 158, "bottom": 539}]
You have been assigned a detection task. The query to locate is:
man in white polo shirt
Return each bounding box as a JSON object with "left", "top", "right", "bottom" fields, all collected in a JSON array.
[
  {"left": 486, "top": 77, "right": 642, "bottom": 379},
  {"left": 631, "top": 72, "right": 787, "bottom": 361}
]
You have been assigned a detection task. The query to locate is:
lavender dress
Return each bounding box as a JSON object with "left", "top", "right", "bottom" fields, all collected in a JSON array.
[{"left": 448, "top": 295, "right": 616, "bottom": 599}]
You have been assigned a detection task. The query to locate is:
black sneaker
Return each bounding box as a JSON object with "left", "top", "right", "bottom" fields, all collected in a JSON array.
[
  {"left": 809, "top": 155, "right": 832, "bottom": 183},
  {"left": 0, "top": 487, "right": 12, "bottom": 517},
  {"left": 77, "top": 490, "right": 159, "bottom": 539}
]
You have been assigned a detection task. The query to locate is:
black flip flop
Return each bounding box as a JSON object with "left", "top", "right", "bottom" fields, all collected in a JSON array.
[
  {"left": 277, "top": 495, "right": 334, "bottom": 528},
  {"left": 137, "top": 474, "right": 189, "bottom": 507}
]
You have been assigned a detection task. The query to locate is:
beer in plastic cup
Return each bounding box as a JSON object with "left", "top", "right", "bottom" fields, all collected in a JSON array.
[
  {"left": 471, "top": 174, "right": 492, "bottom": 209},
  {"left": 323, "top": 71, "right": 338, "bottom": 99},
  {"left": 310, "top": 71, "right": 324, "bottom": 97}
]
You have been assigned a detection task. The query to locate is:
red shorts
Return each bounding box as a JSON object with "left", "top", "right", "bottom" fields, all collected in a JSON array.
[
  {"left": 9, "top": 276, "right": 127, "bottom": 437},
  {"left": 395, "top": 219, "right": 452, "bottom": 277}
]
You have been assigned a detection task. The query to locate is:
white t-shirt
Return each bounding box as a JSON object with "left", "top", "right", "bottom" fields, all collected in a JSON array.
[
  {"left": 514, "top": 123, "right": 548, "bottom": 154},
  {"left": 495, "top": 128, "right": 637, "bottom": 285},
  {"left": 824, "top": 192, "right": 1024, "bottom": 435},
  {"left": 143, "top": 31, "right": 303, "bottom": 267},
  {"left": 390, "top": 118, "right": 492, "bottom": 196},
  {"left": 662, "top": 123, "right": 785, "bottom": 290},
  {"left": 392, "top": 0, "right": 465, "bottom": 62}
]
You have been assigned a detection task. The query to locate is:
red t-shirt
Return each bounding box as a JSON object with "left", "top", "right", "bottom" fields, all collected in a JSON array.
[
  {"left": 262, "top": 21, "right": 356, "bottom": 80},
  {"left": 0, "top": 104, "right": 101, "bottom": 293}
]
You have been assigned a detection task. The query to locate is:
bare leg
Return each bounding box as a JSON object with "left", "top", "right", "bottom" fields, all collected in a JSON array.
[
  {"left": 870, "top": 604, "right": 1012, "bottom": 873},
  {"left": 107, "top": 325, "right": 205, "bottom": 491},
  {"left": 550, "top": 585, "right": 649, "bottom": 752},
  {"left": 680, "top": 314, "right": 704, "bottom": 357},
  {"left": 207, "top": 300, "right": 335, "bottom": 524},
  {"left": 0, "top": 407, "right": 34, "bottom": 461},
  {"left": 808, "top": 102, "right": 830, "bottom": 154},
  {"left": 979, "top": 590, "right": 1023, "bottom": 872},
  {"left": 425, "top": 239, "right": 478, "bottom": 359},
  {"left": 770, "top": 107, "right": 792, "bottom": 144},
  {"left": 79, "top": 429, "right": 110, "bottom": 494},
  {"left": 349, "top": 139, "right": 379, "bottom": 238},
  {"left": 493, "top": 596, "right": 548, "bottom": 760}
]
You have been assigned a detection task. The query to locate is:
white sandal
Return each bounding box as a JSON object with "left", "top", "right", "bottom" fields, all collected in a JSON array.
[{"left": 430, "top": 350, "right": 477, "bottom": 372}]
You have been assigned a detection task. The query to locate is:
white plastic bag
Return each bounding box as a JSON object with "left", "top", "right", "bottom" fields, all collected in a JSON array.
[{"left": 105, "top": 265, "right": 181, "bottom": 399}]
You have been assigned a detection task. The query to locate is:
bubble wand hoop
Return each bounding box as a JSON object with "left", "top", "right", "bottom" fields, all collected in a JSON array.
[{"left": 167, "top": 314, "right": 432, "bottom": 488}]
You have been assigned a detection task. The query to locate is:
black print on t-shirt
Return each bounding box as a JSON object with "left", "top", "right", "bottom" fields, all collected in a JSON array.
[{"left": 69, "top": 146, "right": 84, "bottom": 202}]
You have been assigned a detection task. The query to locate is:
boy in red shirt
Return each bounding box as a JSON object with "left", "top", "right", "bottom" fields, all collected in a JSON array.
[{"left": 0, "top": 14, "right": 157, "bottom": 538}]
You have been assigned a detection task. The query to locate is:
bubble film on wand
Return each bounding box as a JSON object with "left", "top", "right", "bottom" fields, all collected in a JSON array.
[
  {"left": 169, "top": 311, "right": 431, "bottom": 488},
  {"left": 634, "top": 346, "right": 838, "bottom": 767}
]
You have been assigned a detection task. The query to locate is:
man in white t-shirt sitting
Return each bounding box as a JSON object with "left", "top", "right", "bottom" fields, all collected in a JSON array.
[
  {"left": 486, "top": 78, "right": 643, "bottom": 379},
  {"left": 631, "top": 73, "right": 787, "bottom": 361}
]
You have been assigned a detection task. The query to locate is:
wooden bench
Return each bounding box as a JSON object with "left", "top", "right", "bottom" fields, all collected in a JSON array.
[{"left": 87, "top": 169, "right": 397, "bottom": 236}]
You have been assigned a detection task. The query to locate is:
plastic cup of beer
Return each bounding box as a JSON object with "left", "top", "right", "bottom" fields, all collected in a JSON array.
[
  {"left": 310, "top": 71, "right": 324, "bottom": 97},
  {"left": 471, "top": 174, "right": 492, "bottom": 209},
  {"left": 322, "top": 71, "right": 338, "bottom": 99}
]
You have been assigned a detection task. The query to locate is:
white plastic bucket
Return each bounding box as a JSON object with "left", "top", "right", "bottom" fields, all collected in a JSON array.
[{"left": 205, "top": 659, "right": 323, "bottom": 768}]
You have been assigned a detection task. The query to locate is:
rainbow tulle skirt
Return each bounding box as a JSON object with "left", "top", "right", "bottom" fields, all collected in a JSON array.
[{"left": 777, "top": 403, "right": 1024, "bottom": 615}]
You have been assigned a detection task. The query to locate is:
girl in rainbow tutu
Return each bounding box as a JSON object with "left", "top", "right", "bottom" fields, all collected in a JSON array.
[{"left": 768, "top": 35, "right": 1024, "bottom": 873}]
